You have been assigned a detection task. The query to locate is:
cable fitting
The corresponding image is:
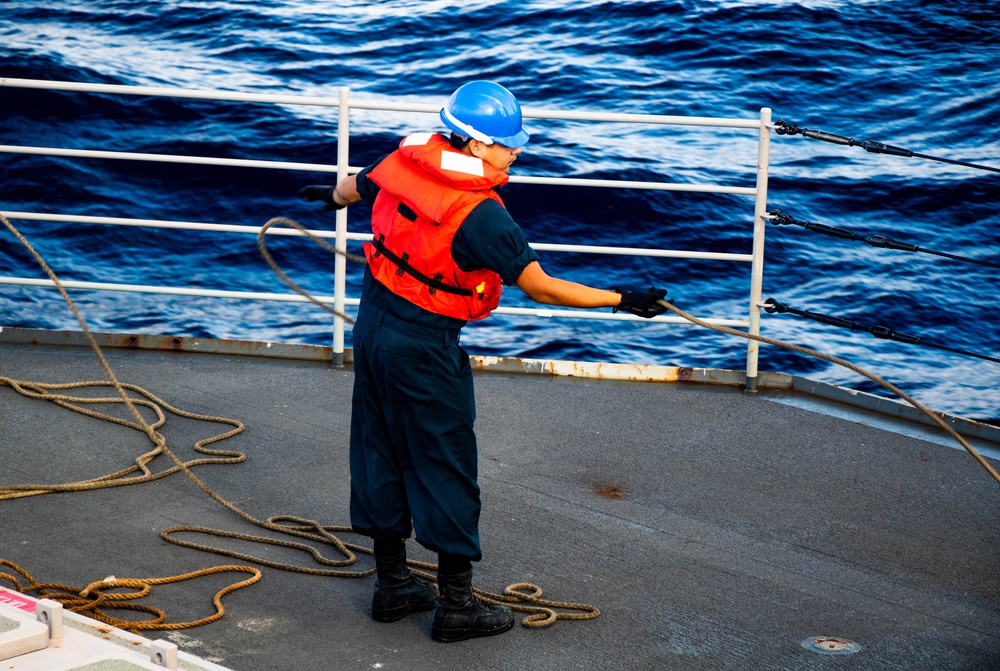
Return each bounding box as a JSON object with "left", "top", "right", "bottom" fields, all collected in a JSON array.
[
  {"left": 773, "top": 119, "right": 800, "bottom": 136},
  {"left": 768, "top": 210, "right": 795, "bottom": 226},
  {"left": 859, "top": 141, "right": 914, "bottom": 157}
]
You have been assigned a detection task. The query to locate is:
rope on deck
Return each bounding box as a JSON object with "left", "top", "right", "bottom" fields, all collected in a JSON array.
[
  {"left": 0, "top": 378, "right": 245, "bottom": 499},
  {"left": 3, "top": 205, "right": 996, "bottom": 636},
  {"left": 0, "top": 212, "right": 599, "bottom": 631},
  {"left": 1, "top": 559, "right": 261, "bottom": 635}
]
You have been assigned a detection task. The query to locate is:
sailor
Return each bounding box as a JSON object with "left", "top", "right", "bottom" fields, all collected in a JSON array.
[{"left": 299, "top": 80, "right": 668, "bottom": 642}]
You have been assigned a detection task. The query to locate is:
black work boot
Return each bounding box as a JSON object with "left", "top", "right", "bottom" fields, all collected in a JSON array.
[
  {"left": 371, "top": 551, "right": 438, "bottom": 622},
  {"left": 431, "top": 569, "right": 514, "bottom": 642}
]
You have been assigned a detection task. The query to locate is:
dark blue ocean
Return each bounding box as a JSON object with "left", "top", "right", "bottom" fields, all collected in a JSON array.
[{"left": 1, "top": 1, "right": 997, "bottom": 423}]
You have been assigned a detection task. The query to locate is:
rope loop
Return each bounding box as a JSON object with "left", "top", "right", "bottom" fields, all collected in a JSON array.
[
  {"left": 160, "top": 525, "right": 375, "bottom": 578},
  {"left": 474, "top": 581, "right": 601, "bottom": 628},
  {"left": 256, "top": 216, "right": 365, "bottom": 324},
  {"left": 0, "top": 559, "right": 262, "bottom": 634}
]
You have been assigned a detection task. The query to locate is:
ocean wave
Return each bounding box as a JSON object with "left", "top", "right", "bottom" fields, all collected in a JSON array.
[{"left": 1, "top": 1, "right": 996, "bottom": 421}]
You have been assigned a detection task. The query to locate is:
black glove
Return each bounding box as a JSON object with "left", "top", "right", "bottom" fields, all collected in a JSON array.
[
  {"left": 612, "top": 287, "right": 670, "bottom": 318},
  {"left": 297, "top": 184, "right": 344, "bottom": 211}
]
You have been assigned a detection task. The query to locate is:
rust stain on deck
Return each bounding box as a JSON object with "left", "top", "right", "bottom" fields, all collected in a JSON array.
[{"left": 593, "top": 485, "right": 623, "bottom": 500}]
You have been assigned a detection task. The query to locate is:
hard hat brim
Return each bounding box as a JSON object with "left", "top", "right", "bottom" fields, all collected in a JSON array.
[
  {"left": 492, "top": 127, "right": 530, "bottom": 149},
  {"left": 439, "top": 108, "right": 530, "bottom": 149}
]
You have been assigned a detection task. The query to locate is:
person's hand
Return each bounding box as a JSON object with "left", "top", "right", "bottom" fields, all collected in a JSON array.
[
  {"left": 297, "top": 184, "right": 344, "bottom": 210},
  {"left": 612, "top": 287, "right": 671, "bottom": 318}
]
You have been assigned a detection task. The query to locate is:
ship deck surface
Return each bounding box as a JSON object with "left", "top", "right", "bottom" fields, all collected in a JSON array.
[{"left": 1, "top": 337, "right": 998, "bottom": 671}]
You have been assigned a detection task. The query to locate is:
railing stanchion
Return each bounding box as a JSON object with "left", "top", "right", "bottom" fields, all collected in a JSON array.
[
  {"left": 332, "top": 86, "right": 351, "bottom": 366},
  {"left": 745, "top": 107, "right": 772, "bottom": 391}
]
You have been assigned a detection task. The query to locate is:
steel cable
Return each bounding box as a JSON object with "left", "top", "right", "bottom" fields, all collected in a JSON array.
[
  {"left": 773, "top": 120, "right": 1000, "bottom": 174},
  {"left": 768, "top": 209, "right": 1000, "bottom": 271},
  {"left": 761, "top": 298, "right": 1000, "bottom": 365}
]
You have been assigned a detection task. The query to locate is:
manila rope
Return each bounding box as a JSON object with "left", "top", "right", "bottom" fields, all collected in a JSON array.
[{"left": 0, "top": 212, "right": 596, "bottom": 633}]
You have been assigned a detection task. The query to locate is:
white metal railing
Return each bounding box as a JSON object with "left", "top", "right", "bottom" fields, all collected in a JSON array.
[{"left": 0, "top": 78, "right": 771, "bottom": 384}]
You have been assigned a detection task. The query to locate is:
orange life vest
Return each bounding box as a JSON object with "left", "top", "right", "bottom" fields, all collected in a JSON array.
[{"left": 365, "top": 132, "right": 507, "bottom": 321}]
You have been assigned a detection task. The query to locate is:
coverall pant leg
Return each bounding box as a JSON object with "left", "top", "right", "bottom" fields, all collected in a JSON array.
[{"left": 349, "top": 307, "right": 483, "bottom": 561}]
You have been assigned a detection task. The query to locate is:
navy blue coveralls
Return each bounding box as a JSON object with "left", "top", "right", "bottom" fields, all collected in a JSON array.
[{"left": 349, "top": 158, "right": 539, "bottom": 561}]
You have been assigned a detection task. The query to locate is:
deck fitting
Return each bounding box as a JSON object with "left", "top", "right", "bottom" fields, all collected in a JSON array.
[{"left": 801, "top": 636, "right": 863, "bottom": 655}]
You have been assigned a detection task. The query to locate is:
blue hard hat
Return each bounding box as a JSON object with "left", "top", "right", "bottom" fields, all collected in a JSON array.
[{"left": 439, "top": 81, "right": 530, "bottom": 148}]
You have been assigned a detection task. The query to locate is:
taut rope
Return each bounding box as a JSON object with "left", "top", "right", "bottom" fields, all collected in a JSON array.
[
  {"left": 260, "top": 215, "right": 998, "bottom": 485},
  {"left": 656, "top": 299, "right": 1000, "bottom": 485}
]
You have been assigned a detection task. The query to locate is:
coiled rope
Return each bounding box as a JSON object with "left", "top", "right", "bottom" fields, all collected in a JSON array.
[
  {"left": 0, "top": 212, "right": 598, "bottom": 630},
  {"left": 0, "top": 378, "right": 246, "bottom": 500},
  {"left": 0, "top": 559, "right": 260, "bottom": 635}
]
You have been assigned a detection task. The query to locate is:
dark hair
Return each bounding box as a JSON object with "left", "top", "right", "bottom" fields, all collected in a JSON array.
[{"left": 449, "top": 132, "right": 472, "bottom": 150}]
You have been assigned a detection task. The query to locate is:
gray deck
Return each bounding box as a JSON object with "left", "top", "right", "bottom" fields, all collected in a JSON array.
[{"left": 2, "top": 337, "right": 998, "bottom": 671}]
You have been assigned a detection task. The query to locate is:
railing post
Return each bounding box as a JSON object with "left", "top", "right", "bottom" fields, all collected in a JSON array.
[
  {"left": 745, "top": 107, "right": 772, "bottom": 391},
  {"left": 332, "top": 86, "right": 350, "bottom": 366}
]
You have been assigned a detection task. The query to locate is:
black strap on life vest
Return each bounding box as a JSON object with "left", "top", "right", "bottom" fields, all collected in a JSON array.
[{"left": 371, "top": 234, "right": 473, "bottom": 297}]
